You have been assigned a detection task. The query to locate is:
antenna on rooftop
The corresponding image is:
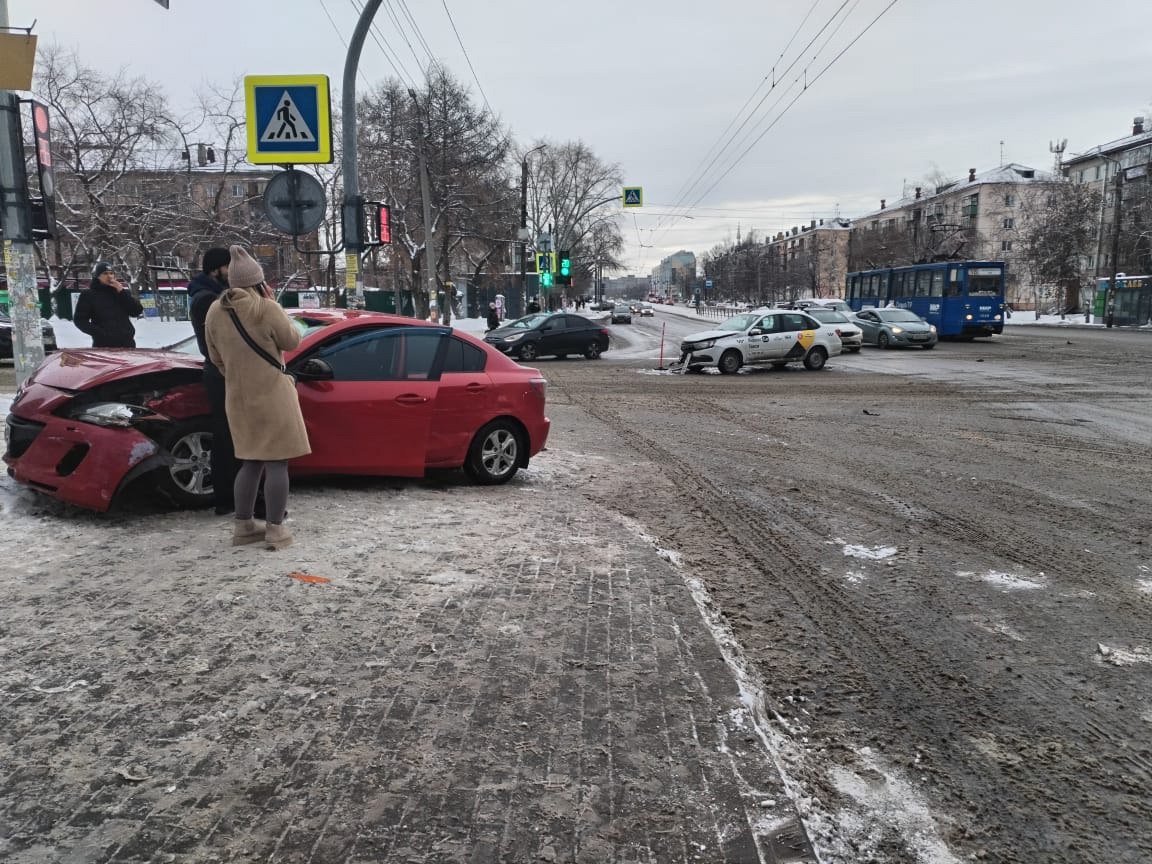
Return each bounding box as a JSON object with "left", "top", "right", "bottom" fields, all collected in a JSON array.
[
  {"left": 999, "top": 140, "right": 1005, "bottom": 167},
  {"left": 1049, "top": 138, "right": 1067, "bottom": 176}
]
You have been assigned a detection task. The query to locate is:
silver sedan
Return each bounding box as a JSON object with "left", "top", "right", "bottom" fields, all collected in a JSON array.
[{"left": 852, "top": 308, "right": 937, "bottom": 349}]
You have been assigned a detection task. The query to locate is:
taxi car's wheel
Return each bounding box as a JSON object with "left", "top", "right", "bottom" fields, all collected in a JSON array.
[
  {"left": 877, "top": 332, "right": 891, "bottom": 349},
  {"left": 157, "top": 418, "right": 215, "bottom": 507},
  {"left": 518, "top": 342, "right": 539, "bottom": 361},
  {"left": 718, "top": 349, "right": 742, "bottom": 375},
  {"left": 803, "top": 346, "right": 828, "bottom": 370},
  {"left": 584, "top": 341, "right": 602, "bottom": 359},
  {"left": 465, "top": 419, "right": 522, "bottom": 485}
]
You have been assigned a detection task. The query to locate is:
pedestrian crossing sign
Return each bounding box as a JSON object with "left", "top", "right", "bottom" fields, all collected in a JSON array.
[
  {"left": 622, "top": 186, "right": 643, "bottom": 208},
  {"left": 244, "top": 75, "right": 333, "bottom": 164}
]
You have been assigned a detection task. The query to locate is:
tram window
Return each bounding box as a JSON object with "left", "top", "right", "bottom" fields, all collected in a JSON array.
[
  {"left": 893, "top": 272, "right": 905, "bottom": 296},
  {"left": 930, "top": 270, "right": 945, "bottom": 297},
  {"left": 945, "top": 274, "right": 962, "bottom": 297},
  {"left": 912, "top": 271, "right": 927, "bottom": 297}
]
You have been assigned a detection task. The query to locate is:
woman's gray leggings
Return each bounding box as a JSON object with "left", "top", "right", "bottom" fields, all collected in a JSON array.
[{"left": 234, "top": 460, "right": 289, "bottom": 525}]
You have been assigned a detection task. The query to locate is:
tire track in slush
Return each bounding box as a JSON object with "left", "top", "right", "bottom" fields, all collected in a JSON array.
[{"left": 550, "top": 375, "right": 1152, "bottom": 864}]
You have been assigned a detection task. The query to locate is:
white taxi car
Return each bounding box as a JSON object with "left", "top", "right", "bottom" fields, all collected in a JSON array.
[{"left": 678, "top": 309, "right": 842, "bottom": 374}]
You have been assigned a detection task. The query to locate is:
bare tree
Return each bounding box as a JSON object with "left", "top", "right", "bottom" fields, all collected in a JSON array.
[
  {"left": 1017, "top": 180, "right": 1100, "bottom": 315},
  {"left": 358, "top": 65, "right": 512, "bottom": 320}
]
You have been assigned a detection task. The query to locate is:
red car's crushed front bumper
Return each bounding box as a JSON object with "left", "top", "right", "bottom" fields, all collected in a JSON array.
[{"left": 5, "top": 411, "right": 162, "bottom": 512}]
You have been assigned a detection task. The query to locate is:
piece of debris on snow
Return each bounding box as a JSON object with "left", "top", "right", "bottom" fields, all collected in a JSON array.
[{"left": 289, "top": 571, "right": 331, "bottom": 584}]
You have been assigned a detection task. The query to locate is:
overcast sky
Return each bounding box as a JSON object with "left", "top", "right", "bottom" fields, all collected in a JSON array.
[{"left": 9, "top": 0, "right": 1152, "bottom": 275}]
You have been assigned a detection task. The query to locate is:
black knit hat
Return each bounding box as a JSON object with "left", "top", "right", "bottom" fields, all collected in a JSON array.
[
  {"left": 201, "top": 247, "right": 231, "bottom": 274},
  {"left": 92, "top": 262, "right": 113, "bottom": 278}
]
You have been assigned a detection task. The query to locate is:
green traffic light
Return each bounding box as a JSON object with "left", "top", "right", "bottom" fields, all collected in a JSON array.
[{"left": 541, "top": 272, "right": 553, "bottom": 288}]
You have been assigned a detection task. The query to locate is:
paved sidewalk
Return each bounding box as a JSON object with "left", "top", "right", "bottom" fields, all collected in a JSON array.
[{"left": 0, "top": 450, "right": 815, "bottom": 862}]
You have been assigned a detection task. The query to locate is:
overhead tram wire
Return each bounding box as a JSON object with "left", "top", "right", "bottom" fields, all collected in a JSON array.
[
  {"left": 704, "top": 0, "right": 864, "bottom": 189},
  {"left": 652, "top": 0, "right": 857, "bottom": 235},
  {"left": 671, "top": 0, "right": 904, "bottom": 228},
  {"left": 349, "top": 0, "right": 420, "bottom": 88},
  {"left": 653, "top": 0, "right": 827, "bottom": 235},
  {"left": 396, "top": 0, "right": 436, "bottom": 62},
  {"left": 372, "top": 0, "right": 427, "bottom": 74},
  {"left": 441, "top": 0, "right": 494, "bottom": 121}
]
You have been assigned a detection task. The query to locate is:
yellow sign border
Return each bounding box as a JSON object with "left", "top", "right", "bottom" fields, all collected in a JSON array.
[
  {"left": 622, "top": 186, "right": 643, "bottom": 208},
  {"left": 244, "top": 75, "right": 333, "bottom": 165}
]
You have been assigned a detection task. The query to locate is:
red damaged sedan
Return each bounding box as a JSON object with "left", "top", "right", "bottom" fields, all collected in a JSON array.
[{"left": 4, "top": 310, "right": 551, "bottom": 512}]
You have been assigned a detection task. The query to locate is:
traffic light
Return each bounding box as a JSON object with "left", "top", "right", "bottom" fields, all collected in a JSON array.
[
  {"left": 541, "top": 270, "right": 554, "bottom": 289},
  {"left": 535, "top": 252, "right": 555, "bottom": 289},
  {"left": 558, "top": 250, "right": 571, "bottom": 285},
  {"left": 29, "top": 101, "right": 57, "bottom": 239},
  {"left": 364, "top": 202, "right": 391, "bottom": 246}
]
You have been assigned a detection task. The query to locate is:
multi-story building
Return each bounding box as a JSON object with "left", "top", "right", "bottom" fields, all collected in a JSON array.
[
  {"left": 1062, "top": 117, "right": 1152, "bottom": 280},
  {"left": 41, "top": 153, "right": 322, "bottom": 292},
  {"left": 651, "top": 250, "right": 696, "bottom": 300},
  {"left": 763, "top": 218, "right": 852, "bottom": 299},
  {"left": 847, "top": 163, "right": 1053, "bottom": 307}
]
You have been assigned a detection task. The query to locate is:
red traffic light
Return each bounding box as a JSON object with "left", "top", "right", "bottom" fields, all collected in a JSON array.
[{"left": 377, "top": 203, "right": 391, "bottom": 245}]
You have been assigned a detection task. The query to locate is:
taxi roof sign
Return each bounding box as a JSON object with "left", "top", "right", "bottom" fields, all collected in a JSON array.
[{"left": 244, "top": 75, "right": 333, "bottom": 165}]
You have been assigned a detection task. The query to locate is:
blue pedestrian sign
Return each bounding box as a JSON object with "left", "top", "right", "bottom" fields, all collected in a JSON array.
[{"left": 244, "top": 75, "right": 333, "bottom": 165}]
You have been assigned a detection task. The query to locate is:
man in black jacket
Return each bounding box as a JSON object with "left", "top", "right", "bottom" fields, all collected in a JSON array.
[
  {"left": 188, "top": 248, "right": 238, "bottom": 515},
  {"left": 73, "top": 263, "right": 144, "bottom": 348}
]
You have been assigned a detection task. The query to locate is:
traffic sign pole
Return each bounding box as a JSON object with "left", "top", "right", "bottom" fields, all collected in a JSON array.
[
  {"left": 0, "top": 1, "right": 44, "bottom": 384},
  {"left": 340, "top": 0, "right": 382, "bottom": 310}
]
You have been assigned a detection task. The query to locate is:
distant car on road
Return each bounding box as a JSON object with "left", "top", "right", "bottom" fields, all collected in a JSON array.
[
  {"left": 853, "top": 308, "right": 938, "bottom": 349},
  {"left": 787, "top": 298, "right": 853, "bottom": 313},
  {"left": 637, "top": 302, "right": 655, "bottom": 317},
  {"left": 611, "top": 305, "right": 633, "bottom": 324},
  {"left": 0, "top": 311, "right": 56, "bottom": 359},
  {"left": 678, "top": 309, "right": 842, "bottom": 374},
  {"left": 484, "top": 312, "right": 610, "bottom": 361},
  {"left": 805, "top": 307, "right": 863, "bottom": 352}
]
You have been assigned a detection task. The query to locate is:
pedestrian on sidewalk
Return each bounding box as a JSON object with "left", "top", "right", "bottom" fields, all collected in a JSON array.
[
  {"left": 486, "top": 302, "right": 501, "bottom": 331},
  {"left": 205, "top": 246, "right": 310, "bottom": 550},
  {"left": 188, "top": 247, "right": 238, "bottom": 516},
  {"left": 73, "top": 262, "right": 144, "bottom": 348}
]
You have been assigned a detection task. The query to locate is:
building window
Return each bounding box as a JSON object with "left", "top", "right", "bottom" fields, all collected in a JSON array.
[
  {"left": 1004, "top": 193, "right": 1015, "bottom": 207},
  {"left": 231, "top": 183, "right": 244, "bottom": 197},
  {"left": 1001, "top": 240, "right": 1013, "bottom": 252},
  {"left": 1096, "top": 165, "right": 1102, "bottom": 180},
  {"left": 1002, "top": 217, "right": 1015, "bottom": 229}
]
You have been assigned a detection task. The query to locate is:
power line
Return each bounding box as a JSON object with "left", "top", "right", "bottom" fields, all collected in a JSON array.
[
  {"left": 440, "top": 0, "right": 494, "bottom": 120},
  {"left": 395, "top": 0, "right": 435, "bottom": 61},
  {"left": 653, "top": 0, "right": 855, "bottom": 234},
  {"left": 378, "top": 0, "right": 427, "bottom": 73},
  {"left": 649, "top": 0, "right": 899, "bottom": 249},
  {"left": 678, "top": 0, "right": 904, "bottom": 221},
  {"left": 318, "top": 0, "right": 349, "bottom": 47},
  {"left": 350, "top": 0, "right": 419, "bottom": 89}
]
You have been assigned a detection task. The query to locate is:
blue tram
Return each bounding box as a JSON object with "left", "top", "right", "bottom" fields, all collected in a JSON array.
[{"left": 846, "top": 261, "right": 1008, "bottom": 338}]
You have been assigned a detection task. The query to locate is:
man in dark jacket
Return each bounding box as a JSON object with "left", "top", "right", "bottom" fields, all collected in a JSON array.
[
  {"left": 188, "top": 248, "right": 236, "bottom": 515},
  {"left": 73, "top": 263, "right": 144, "bottom": 348}
]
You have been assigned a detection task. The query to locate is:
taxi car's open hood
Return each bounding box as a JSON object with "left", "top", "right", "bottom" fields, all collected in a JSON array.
[{"left": 683, "top": 328, "right": 740, "bottom": 343}]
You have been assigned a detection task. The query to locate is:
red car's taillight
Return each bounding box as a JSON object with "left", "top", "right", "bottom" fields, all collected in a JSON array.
[{"left": 529, "top": 377, "right": 547, "bottom": 400}]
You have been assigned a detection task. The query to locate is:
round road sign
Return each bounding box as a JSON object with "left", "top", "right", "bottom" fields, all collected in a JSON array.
[{"left": 263, "top": 169, "right": 326, "bottom": 235}]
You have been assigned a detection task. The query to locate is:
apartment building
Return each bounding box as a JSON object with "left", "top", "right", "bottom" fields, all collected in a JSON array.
[
  {"left": 763, "top": 218, "right": 852, "bottom": 298},
  {"left": 848, "top": 163, "right": 1053, "bottom": 307}
]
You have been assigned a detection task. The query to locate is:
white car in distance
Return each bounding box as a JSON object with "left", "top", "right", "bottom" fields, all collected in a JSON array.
[{"left": 678, "top": 309, "right": 843, "bottom": 374}]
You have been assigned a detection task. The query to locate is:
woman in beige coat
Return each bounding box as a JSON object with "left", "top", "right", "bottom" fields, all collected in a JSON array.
[{"left": 204, "top": 245, "right": 310, "bottom": 550}]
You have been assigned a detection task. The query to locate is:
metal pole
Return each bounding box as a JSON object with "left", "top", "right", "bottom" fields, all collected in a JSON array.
[
  {"left": 0, "top": 0, "right": 44, "bottom": 385},
  {"left": 518, "top": 156, "right": 528, "bottom": 314},
  {"left": 341, "top": 0, "right": 382, "bottom": 310},
  {"left": 1106, "top": 165, "right": 1123, "bottom": 328},
  {"left": 412, "top": 99, "right": 439, "bottom": 323}
]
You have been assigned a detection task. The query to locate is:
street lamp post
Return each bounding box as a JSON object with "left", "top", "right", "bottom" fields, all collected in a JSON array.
[
  {"left": 518, "top": 144, "right": 546, "bottom": 316},
  {"left": 1106, "top": 162, "right": 1124, "bottom": 328}
]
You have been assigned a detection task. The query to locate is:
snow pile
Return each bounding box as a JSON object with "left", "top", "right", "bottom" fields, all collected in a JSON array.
[{"left": 958, "top": 570, "right": 1046, "bottom": 591}]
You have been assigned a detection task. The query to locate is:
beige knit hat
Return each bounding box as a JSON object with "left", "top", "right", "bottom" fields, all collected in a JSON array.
[{"left": 227, "top": 244, "right": 265, "bottom": 289}]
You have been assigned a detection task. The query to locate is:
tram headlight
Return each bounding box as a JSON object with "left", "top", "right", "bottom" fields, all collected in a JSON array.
[
  {"left": 965, "top": 314, "right": 973, "bottom": 320},
  {"left": 993, "top": 314, "right": 1001, "bottom": 321}
]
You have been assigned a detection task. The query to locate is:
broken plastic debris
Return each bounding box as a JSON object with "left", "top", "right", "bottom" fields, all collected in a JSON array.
[
  {"left": 288, "top": 572, "right": 331, "bottom": 584},
  {"left": 114, "top": 765, "right": 151, "bottom": 782},
  {"left": 31, "top": 679, "right": 88, "bottom": 694}
]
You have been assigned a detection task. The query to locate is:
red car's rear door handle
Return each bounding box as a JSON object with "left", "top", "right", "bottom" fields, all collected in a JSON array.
[
  {"left": 395, "top": 394, "right": 429, "bottom": 405},
  {"left": 465, "top": 382, "right": 486, "bottom": 393}
]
